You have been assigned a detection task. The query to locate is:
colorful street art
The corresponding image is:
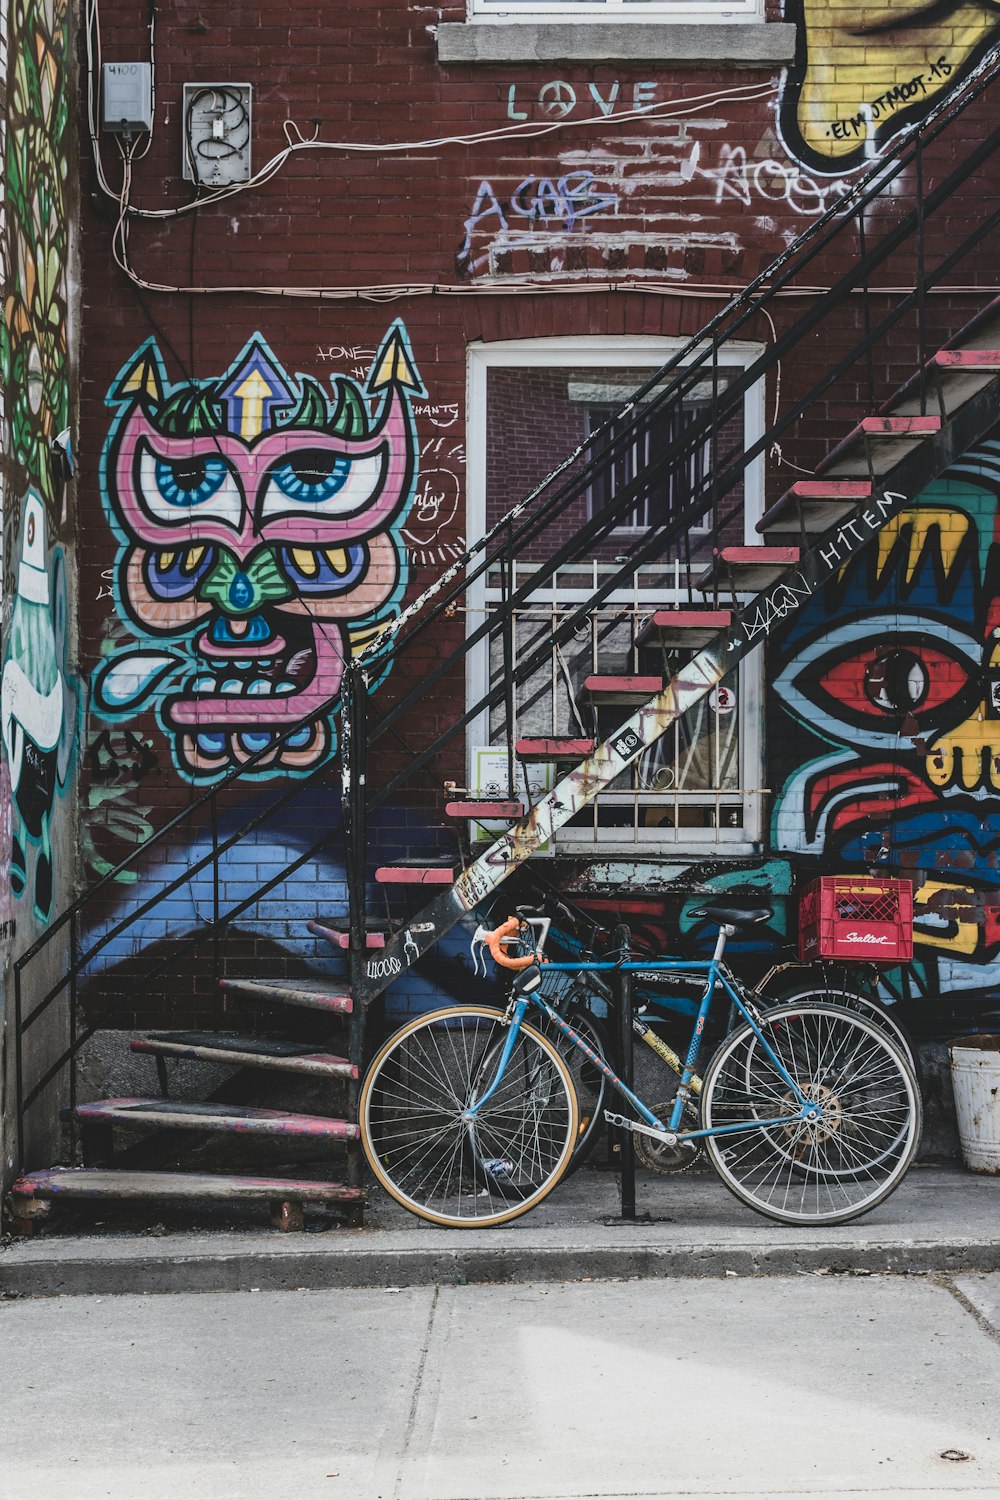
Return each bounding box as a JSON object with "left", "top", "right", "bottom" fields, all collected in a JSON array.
[
  {"left": 93, "top": 323, "right": 425, "bottom": 781},
  {"left": 1, "top": 494, "right": 74, "bottom": 920},
  {"left": 3, "top": 0, "right": 70, "bottom": 518},
  {"left": 771, "top": 440, "right": 1000, "bottom": 1020},
  {"left": 779, "top": 0, "right": 1000, "bottom": 171},
  {"left": 1, "top": 0, "right": 73, "bottom": 927}
]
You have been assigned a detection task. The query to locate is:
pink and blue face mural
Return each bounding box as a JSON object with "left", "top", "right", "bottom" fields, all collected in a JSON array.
[
  {"left": 770, "top": 439, "right": 1000, "bottom": 1025},
  {"left": 92, "top": 323, "right": 424, "bottom": 780}
]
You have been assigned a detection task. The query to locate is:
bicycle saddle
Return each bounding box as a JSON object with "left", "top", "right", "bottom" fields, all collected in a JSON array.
[{"left": 689, "top": 903, "right": 773, "bottom": 927}]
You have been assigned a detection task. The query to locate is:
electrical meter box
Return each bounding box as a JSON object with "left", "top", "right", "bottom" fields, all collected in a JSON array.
[
  {"left": 182, "top": 84, "right": 252, "bottom": 186},
  {"left": 101, "top": 63, "right": 153, "bottom": 134}
]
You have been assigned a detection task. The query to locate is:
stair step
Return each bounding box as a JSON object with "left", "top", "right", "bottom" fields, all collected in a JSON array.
[
  {"left": 308, "top": 919, "right": 387, "bottom": 950},
  {"left": 577, "top": 675, "right": 664, "bottom": 706},
  {"left": 445, "top": 799, "right": 525, "bottom": 819},
  {"left": 933, "top": 349, "right": 1000, "bottom": 370},
  {"left": 219, "top": 977, "right": 353, "bottom": 1014},
  {"left": 131, "top": 1031, "right": 357, "bottom": 1079},
  {"left": 73, "top": 1098, "right": 360, "bottom": 1140},
  {"left": 637, "top": 609, "right": 732, "bottom": 647},
  {"left": 10, "top": 1167, "right": 363, "bottom": 1206},
  {"left": 515, "top": 738, "right": 596, "bottom": 762},
  {"left": 375, "top": 865, "right": 455, "bottom": 885},
  {"left": 697, "top": 546, "right": 799, "bottom": 590},
  {"left": 858, "top": 415, "right": 941, "bottom": 435},
  {"left": 758, "top": 482, "right": 871, "bottom": 533}
]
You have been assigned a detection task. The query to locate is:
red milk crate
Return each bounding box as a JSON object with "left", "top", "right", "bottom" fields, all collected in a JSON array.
[{"left": 798, "top": 876, "right": 913, "bottom": 963}]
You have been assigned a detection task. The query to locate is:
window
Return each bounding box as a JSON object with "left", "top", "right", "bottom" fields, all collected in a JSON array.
[
  {"left": 466, "top": 336, "right": 766, "bottom": 855},
  {"left": 585, "top": 394, "right": 710, "bottom": 534}
]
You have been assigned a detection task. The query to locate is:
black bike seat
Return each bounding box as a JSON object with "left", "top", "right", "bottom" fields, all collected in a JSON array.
[{"left": 689, "top": 903, "right": 773, "bottom": 927}]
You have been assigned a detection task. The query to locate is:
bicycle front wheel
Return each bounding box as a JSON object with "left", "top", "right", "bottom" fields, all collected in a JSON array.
[
  {"left": 360, "top": 1005, "right": 579, "bottom": 1228},
  {"left": 701, "top": 1003, "right": 921, "bottom": 1226}
]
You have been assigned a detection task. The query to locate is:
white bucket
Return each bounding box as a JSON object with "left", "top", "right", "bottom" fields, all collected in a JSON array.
[{"left": 949, "top": 1037, "right": 1000, "bottom": 1174}]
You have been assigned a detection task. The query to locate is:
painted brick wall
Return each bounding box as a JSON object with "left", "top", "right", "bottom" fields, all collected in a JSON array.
[{"left": 73, "top": 0, "right": 1000, "bottom": 1032}]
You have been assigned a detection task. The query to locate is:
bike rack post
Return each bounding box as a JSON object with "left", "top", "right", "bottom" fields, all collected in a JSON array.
[{"left": 614, "top": 923, "right": 636, "bottom": 1220}]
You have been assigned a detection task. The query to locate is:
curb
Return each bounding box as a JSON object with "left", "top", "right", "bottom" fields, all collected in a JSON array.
[{"left": 4, "top": 1237, "right": 1000, "bottom": 1298}]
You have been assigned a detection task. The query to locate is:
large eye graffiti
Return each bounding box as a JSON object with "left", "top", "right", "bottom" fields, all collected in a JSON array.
[
  {"left": 774, "top": 614, "right": 981, "bottom": 751},
  {"left": 138, "top": 443, "right": 243, "bottom": 528},
  {"left": 821, "top": 644, "right": 971, "bottom": 720},
  {"left": 259, "top": 448, "right": 386, "bottom": 521}
]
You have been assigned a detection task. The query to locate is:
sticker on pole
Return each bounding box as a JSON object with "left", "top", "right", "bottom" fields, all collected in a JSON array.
[
  {"left": 710, "top": 685, "right": 737, "bottom": 716},
  {"left": 609, "top": 727, "right": 643, "bottom": 762}
]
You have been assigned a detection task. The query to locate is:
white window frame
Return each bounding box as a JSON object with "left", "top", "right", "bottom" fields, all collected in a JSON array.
[{"left": 466, "top": 335, "right": 767, "bottom": 856}]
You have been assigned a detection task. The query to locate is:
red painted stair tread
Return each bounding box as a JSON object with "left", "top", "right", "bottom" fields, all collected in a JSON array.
[
  {"left": 515, "top": 738, "right": 595, "bottom": 760},
  {"left": 11, "top": 1168, "right": 363, "bottom": 1203},
  {"left": 858, "top": 416, "right": 941, "bottom": 434},
  {"left": 74, "top": 1098, "right": 360, "bottom": 1139},
  {"left": 933, "top": 349, "right": 1000, "bottom": 368},
  {"left": 308, "top": 919, "right": 386, "bottom": 949},
  {"left": 375, "top": 866, "right": 455, "bottom": 884},
  {"left": 131, "top": 1032, "right": 356, "bottom": 1077},
  {"left": 445, "top": 800, "right": 524, "bottom": 818},
  {"left": 718, "top": 546, "right": 800, "bottom": 563},
  {"left": 218, "top": 978, "right": 353, "bottom": 1013},
  {"left": 787, "top": 481, "right": 872, "bottom": 498}
]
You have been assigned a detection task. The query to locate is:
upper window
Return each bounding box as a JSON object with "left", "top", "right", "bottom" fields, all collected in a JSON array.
[{"left": 470, "top": 0, "right": 761, "bottom": 20}]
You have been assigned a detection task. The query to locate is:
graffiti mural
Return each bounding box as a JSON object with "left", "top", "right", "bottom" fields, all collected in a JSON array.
[
  {"left": 93, "top": 322, "right": 425, "bottom": 781},
  {"left": 3, "top": 0, "right": 71, "bottom": 516},
  {"left": 780, "top": 0, "right": 1000, "bottom": 171},
  {"left": 771, "top": 442, "right": 1000, "bottom": 1021},
  {"left": 1, "top": 0, "right": 74, "bottom": 926},
  {"left": 1, "top": 494, "right": 73, "bottom": 920}
]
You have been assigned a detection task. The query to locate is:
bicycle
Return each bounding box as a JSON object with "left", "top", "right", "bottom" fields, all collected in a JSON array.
[
  {"left": 360, "top": 902, "right": 922, "bottom": 1229},
  {"left": 507, "top": 895, "right": 918, "bottom": 1178}
]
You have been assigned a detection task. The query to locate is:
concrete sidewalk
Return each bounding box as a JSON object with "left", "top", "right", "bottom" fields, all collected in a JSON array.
[
  {"left": 3, "top": 1273, "right": 1000, "bottom": 1498},
  {"left": 3, "top": 1162, "right": 999, "bottom": 1298}
]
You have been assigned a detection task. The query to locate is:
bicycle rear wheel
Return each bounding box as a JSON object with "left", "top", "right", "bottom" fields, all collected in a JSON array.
[
  {"left": 701, "top": 1002, "right": 921, "bottom": 1226},
  {"left": 360, "top": 1005, "right": 579, "bottom": 1228}
]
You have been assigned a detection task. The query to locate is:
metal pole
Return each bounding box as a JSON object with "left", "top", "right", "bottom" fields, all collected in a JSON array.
[{"left": 614, "top": 922, "right": 636, "bottom": 1221}]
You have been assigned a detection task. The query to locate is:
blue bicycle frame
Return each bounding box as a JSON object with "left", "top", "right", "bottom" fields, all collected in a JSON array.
[{"left": 469, "top": 952, "right": 818, "bottom": 1141}]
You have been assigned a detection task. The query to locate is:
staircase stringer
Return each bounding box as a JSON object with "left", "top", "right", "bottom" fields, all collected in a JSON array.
[{"left": 353, "top": 371, "right": 1000, "bottom": 1006}]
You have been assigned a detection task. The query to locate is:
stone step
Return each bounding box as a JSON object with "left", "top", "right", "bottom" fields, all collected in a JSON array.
[
  {"left": 219, "top": 977, "right": 353, "bottom": 1014},
  {"left": 73, "top": 1097, "right": 360, "bottom": 1140},
  {"left": 131, "top": 1031, "right": 357, "bottom": 1079}
]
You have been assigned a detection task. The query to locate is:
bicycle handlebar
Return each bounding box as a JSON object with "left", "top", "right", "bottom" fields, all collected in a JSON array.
[{"left": 477, "top": 915, "right": 550, "bottom": 971}]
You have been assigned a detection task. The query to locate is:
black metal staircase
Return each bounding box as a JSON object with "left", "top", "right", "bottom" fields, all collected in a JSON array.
[{"left": 9, "top": 48, "right": 1000, "bottom": 1231}]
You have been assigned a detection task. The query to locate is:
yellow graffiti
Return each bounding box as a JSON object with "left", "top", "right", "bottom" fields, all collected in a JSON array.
[
  {"left": 788, "top": 1, "right": 1000, "bottom": 167},
  {"left": 914, "top": 878, "right": 980, "bottom": 956},
  {"left": 875, "top": 507, "right": 971, "bottom": 585}
]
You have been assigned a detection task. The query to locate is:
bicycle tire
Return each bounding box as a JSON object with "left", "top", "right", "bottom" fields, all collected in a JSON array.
[
  {"left": 762, "top": 979, "right": 920, "bottom": 1082},
  {"left": 360, "top": 1004, "right": 579, "bottom": 1228},
  {"left": 701, "top": 1002, "right": 921, "bottom": 1226}
]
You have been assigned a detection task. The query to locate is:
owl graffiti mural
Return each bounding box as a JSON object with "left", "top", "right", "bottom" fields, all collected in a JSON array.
[
  {"left": 771, "top": 439, "right": 1000, "bottom": 1028},
  {"left": 93, "top": 323, "right": 425, "bottom": 781}
]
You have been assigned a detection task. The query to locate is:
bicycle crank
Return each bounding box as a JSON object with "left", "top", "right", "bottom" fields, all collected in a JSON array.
[{"left": 633, "top": 1102, "right": 704, "bottom": 1174}]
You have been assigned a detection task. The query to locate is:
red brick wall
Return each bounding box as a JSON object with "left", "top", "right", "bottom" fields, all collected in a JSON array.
[{"left": 74, "top": 0, "right": 1000, "bottom": 1022}]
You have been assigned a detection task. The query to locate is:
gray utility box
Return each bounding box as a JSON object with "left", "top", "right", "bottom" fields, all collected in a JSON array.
[{"left": 101, "top": 63, "right": 153, "bottom": 134}]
